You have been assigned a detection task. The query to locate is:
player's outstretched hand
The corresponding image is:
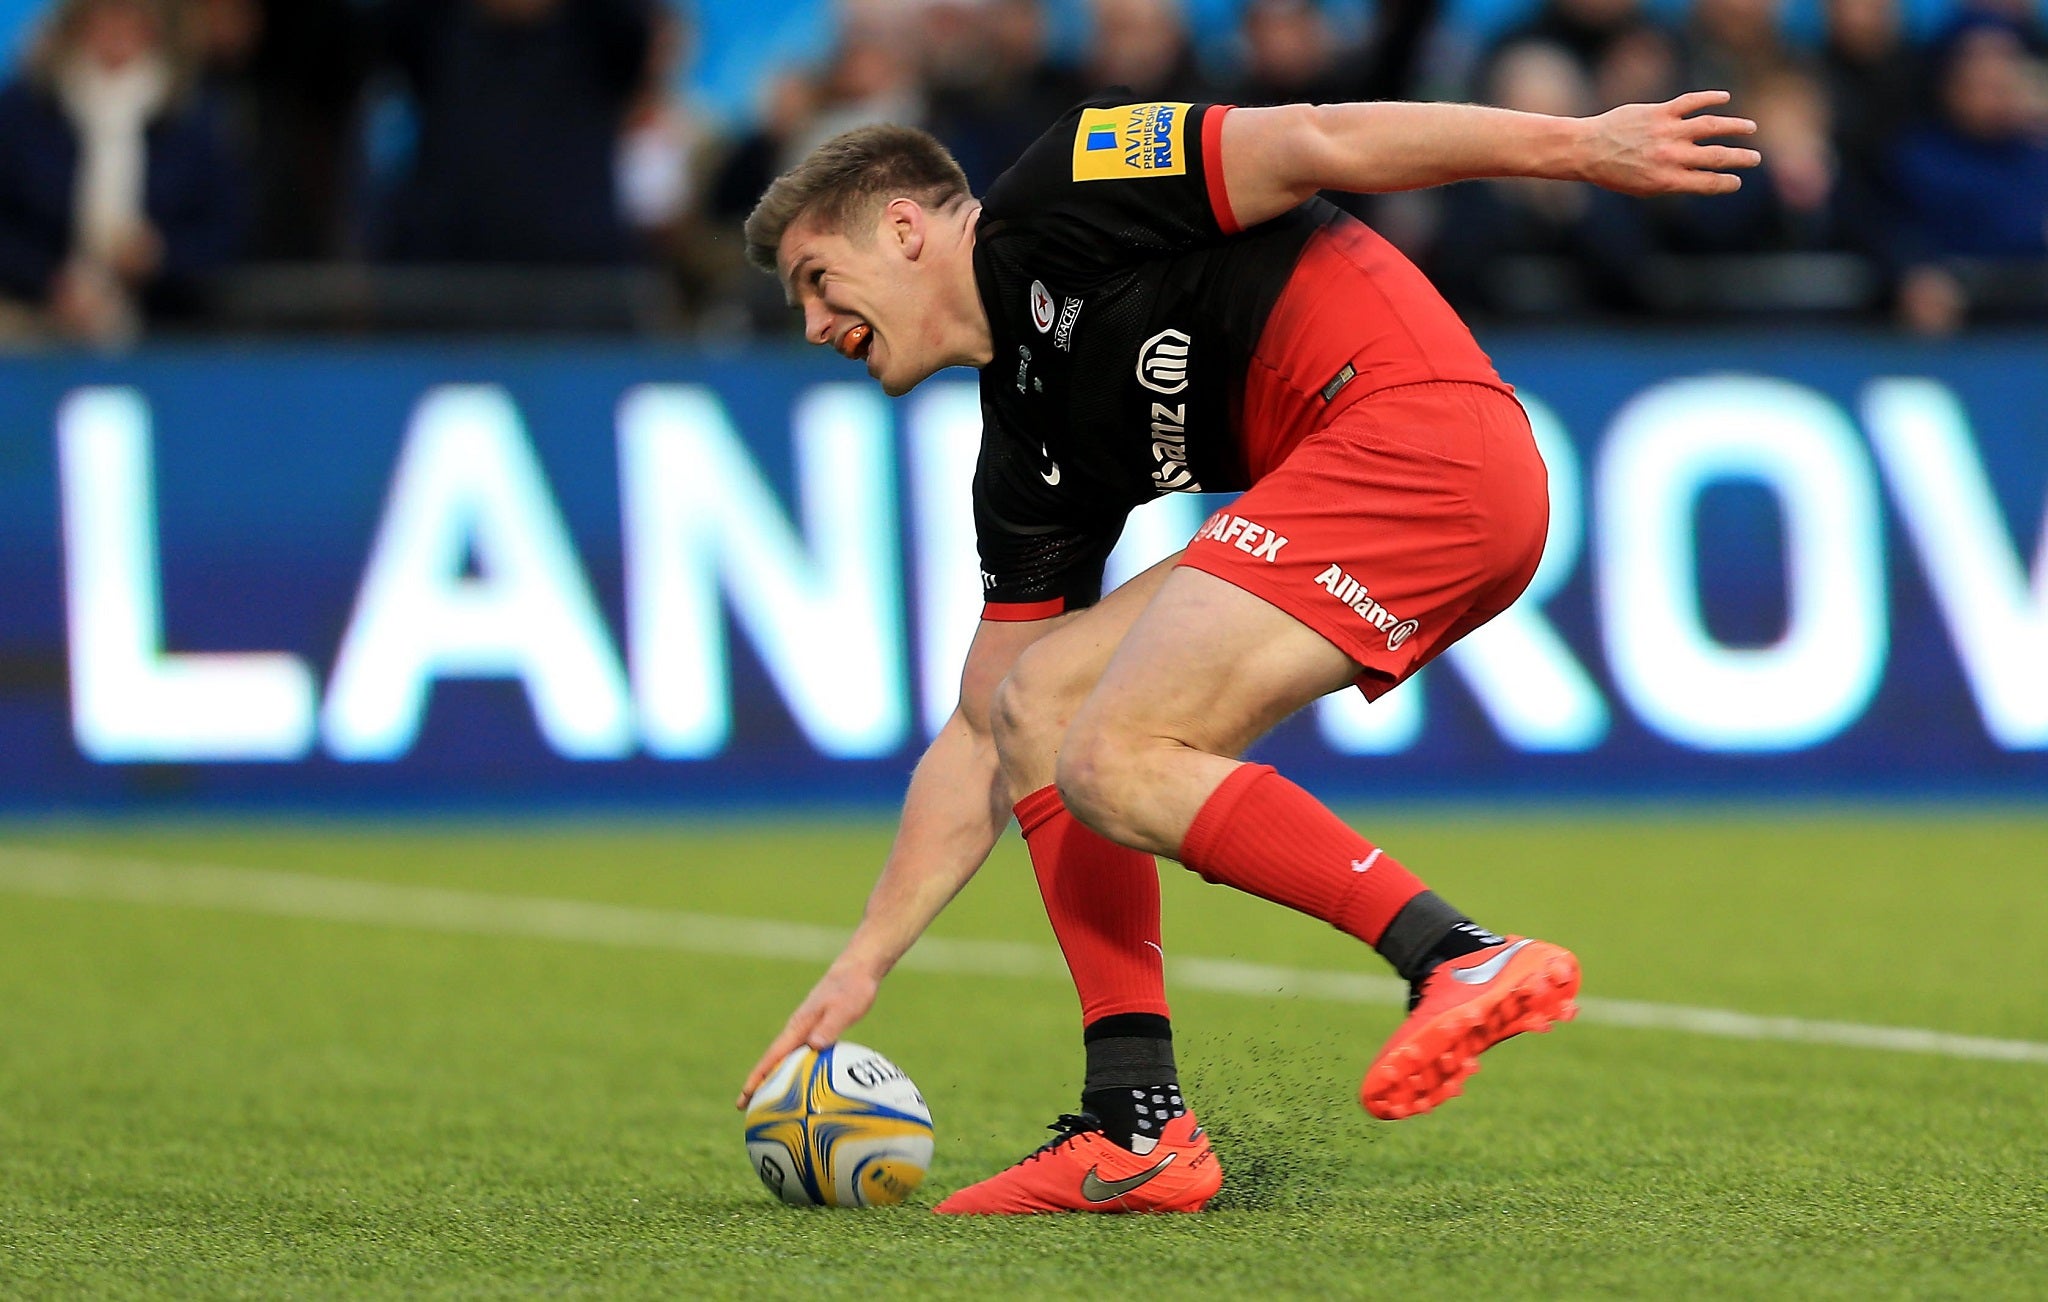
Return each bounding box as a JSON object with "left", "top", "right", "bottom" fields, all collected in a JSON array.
[
  {"left": 735, "top": 960, "right": 880, "bottom": 1108},
  {"left": 1581, "top": 90, "right": 1761, "bottom": 198}
]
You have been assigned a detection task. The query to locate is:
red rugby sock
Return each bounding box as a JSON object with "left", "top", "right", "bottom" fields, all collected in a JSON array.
[
  {"left": 1016, "top": 785, "right": 1170, "bottom": 1022},
  {"left": 1178, "top": 763, "right": 1426, "bottom": 945}
]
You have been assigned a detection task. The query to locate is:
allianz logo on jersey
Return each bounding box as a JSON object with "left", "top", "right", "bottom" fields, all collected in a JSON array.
[
  {"left": 1148, "top": 401, "right": 1199, "bottom": 492},
  {"left": 1137, "top": 328, "right": 1191, "bottom": 395},
  {"left": 1138, "top": 328, "right": 1198, "bottom": 490},
  {"left": 1315, "top": 564, "right": 1421, "bottom": 651}
]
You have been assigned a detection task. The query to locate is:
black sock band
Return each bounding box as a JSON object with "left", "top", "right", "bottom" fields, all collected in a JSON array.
[
  {"left": 1376, "top": 891, "right": 1476, "bottom": 985},
  {"left": 1084, "top": 1013, "right": 1172, "bottom": 1045},
  {"left": 1080, "top": 1015, "right": 1182, "bottom": 1147},
  {"left": 1082, "top": 1015, "right": 1177, "bottom": 1094}
]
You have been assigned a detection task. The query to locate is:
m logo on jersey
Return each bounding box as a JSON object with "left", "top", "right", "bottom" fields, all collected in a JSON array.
[
  {"left": 1030, "top": 281, "right": 1056, "bottom": 333},
  {"left": 1136, "top": 328, "right": 1191, "bottom": 395},
  {"left": 1071, "top": 103, "right": 1190, "bottom": 181}
]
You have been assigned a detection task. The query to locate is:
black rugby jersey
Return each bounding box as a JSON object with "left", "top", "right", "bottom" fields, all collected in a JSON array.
[{"left": 971, "top": 96, "right": 1337, "bottom": 618}]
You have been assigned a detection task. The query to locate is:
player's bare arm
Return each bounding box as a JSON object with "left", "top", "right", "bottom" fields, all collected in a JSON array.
[
  {"left": 736, "top": 552, "right": 1184, "bottom": 1107},
  {"left": 736, "top": 616, "right": 1044, "bottom": 1106},
  {"left": 1218, "top": 91, "right": 1762, "bottom": 230}
]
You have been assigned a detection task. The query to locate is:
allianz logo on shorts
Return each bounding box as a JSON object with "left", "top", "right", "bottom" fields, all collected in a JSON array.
[
  {"left": 1195, "top": 511, "right": 1287, "bottom": 561},
  {"left": 1314, "top": 563, "right": 1420, "bottom": 651}
]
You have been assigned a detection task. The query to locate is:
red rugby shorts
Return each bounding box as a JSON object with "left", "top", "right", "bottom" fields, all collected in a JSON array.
[{"left": 1179, "top": 380, "right": 1548, "bottom": 699}]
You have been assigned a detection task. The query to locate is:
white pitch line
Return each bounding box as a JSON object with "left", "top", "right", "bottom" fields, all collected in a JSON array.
[{"left": 3, "top": 845, "right": 2045, "bottom": 1067}]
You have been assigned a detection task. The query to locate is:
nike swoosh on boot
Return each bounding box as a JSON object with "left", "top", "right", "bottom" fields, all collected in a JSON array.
[
  {"left": 1449, "top": 937, "right": 1535, "bottom": 985},
  {"left": 1080, "top": 1152, "right": 1178, "bottom": 1202}
]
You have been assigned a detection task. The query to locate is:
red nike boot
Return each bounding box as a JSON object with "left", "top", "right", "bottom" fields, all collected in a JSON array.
[
  {"left": 932, "top": 1111, "right": 1222, "bottom": 1214},
  {"left": 1361, "top": 936, "right": 1580, "bottom": 1120}
]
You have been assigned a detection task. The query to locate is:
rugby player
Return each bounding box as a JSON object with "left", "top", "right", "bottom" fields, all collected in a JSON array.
[{"left": 735, "top": 92, "right": 1759, "bottom": 1214}]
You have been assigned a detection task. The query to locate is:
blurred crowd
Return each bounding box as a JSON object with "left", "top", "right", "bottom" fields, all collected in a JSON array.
[{"left": 0, "top": 0, "right": 2044, "bottom": 347}]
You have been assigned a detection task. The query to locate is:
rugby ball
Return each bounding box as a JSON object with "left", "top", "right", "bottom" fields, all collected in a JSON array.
[{"left": 744, "top": 1042, "right": 934, "bottom": 1207}]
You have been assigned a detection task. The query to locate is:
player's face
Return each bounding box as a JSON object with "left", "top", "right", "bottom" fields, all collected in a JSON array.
[{"left": 779, "top": 212, "right": 936, "bottom": 398}]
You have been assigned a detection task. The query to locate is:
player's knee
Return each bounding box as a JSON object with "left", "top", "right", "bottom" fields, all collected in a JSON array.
[
  {"left": 988, "top": 671, "right": 1027, "bottom": 756},
  {"left": 1052, "top": 718, "right": 1139, "bottom": 837},
  {"left": 990, "top": 657, "right": 1062, "bottom": 776}
]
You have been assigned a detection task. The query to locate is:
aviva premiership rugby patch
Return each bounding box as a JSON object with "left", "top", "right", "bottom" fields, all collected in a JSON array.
[{"left": 1071, "top": 103, "right": 1189, "bottom": 181}]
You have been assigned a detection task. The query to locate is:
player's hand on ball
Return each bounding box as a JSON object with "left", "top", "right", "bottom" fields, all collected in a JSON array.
[
  {"left": 736, "top": 960, "right": 879, "bottom": 1108},
  {"left": 1581, "top": 90, "right": 1760, "bottom": 197}
]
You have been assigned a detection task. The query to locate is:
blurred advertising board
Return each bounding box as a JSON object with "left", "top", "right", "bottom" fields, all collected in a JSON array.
[{"left": 1, "top": 335, "right": 2043, "bottom": 810}]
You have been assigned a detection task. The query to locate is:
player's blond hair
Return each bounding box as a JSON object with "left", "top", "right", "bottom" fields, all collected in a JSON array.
[{"left": 744, "top": 125, "right": 973, "bottom": 273}]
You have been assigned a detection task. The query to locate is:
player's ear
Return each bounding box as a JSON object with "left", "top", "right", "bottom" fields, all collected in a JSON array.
[{"left": 884, "top": 197, "right": 926, "bottom": 261}]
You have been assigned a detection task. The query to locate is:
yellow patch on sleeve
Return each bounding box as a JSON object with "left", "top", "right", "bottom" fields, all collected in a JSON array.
[{"left": 1070, "top": 103, "right": 1191, "bottom": 182}]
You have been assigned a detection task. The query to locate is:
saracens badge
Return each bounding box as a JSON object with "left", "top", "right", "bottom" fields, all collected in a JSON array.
[{"left": 1030, "top": 280, "right": 1056, "bottom": 333}]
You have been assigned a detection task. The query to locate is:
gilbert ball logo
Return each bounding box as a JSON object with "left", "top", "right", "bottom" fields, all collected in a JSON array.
[
  {"left": 1030, "top": 281, "right": 1055, "bottom": 333},
  {"left": 1136, "top": 328, "right": 1191, "bottom": 395}
]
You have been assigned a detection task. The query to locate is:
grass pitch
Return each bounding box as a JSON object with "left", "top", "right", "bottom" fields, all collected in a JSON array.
[{"left": 2, "top": 813, "right": 2045, "bottom": 1298}]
